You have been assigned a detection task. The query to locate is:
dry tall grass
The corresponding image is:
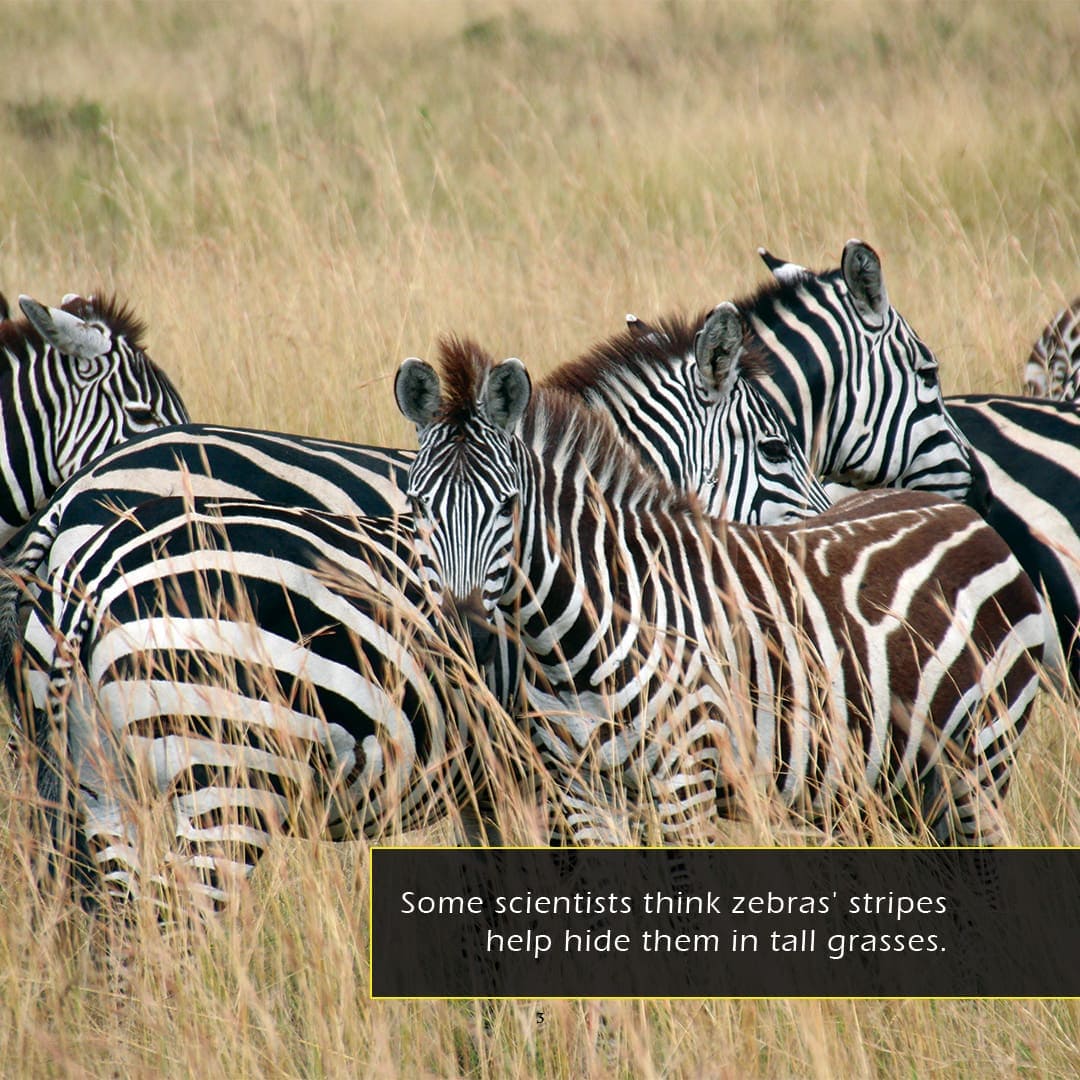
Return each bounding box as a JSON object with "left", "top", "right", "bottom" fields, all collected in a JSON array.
[{"left": 1, "top": 1, "right": 1078, "bottom": 1076}]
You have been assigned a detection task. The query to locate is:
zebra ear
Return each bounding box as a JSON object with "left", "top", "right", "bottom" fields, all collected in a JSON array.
[
  {"left": 694, "top": 302, "right": 745, "bottom": 399},
  {"left": 481, "top": 357, "right": 531, "bottom": 430},
  {"left": 626, "top": 313, "right": 659, "bottom": 340},
  {"left": 841, "top": 240, "right": 889, "bottom": 327},
  {"left": 18, "top": 295, "right": 111, "bottom": 360},
  {"left": 758, "top": 246, "right": 809, "bottom": 284},
  {"left": 395, "top": 358, "right": 442, "bottom": 427}
]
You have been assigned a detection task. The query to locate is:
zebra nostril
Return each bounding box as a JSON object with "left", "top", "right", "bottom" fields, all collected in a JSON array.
[{"left": 446, "top": 590, "right": 496, "bottom": 667}]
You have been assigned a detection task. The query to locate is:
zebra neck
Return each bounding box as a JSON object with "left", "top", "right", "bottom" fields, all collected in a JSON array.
[
  {"left": 0, "top": 347, "right": 61, "bottom": 536},
  {"left": 576, "top": 367, "right": 696, "bottom": 488},
  {"left": 506, "top": 489, "right": 733, "bottom": 701},
  {"left": 742, "top": 279, "right": 846, "bottom": 473}
]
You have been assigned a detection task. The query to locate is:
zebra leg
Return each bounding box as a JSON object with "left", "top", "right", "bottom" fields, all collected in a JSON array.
[{"left": 30, "top": 704, "right": 101, "bottom": 911}]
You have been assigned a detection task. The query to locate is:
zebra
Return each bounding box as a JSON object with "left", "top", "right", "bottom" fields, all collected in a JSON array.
[
  {"left": 756, "top": 250, "right": 1080, "bottom": 687},
  {"left": 15, "top": 305, "right": 824, "bottom": 912},
  {"left": 1023, "top": 298, "right": 1080, "bottom": 400},
  {"left": 750, "top": 240, "right": 989, "bottom": 509},
  {"left": 540, "top": 305, "right": 830, "bottom": 525},
  {"left": 397, "top": 338, "right": 1059, "bottom": 847},
  {"left": 27, "top": 494, "right": 511, "bottom": 912},
  {"left": 0, "top": 292, "right": 189, "bottom": 546}
]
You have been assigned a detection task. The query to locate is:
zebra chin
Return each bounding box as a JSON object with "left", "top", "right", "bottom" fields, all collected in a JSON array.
[{"left": 960, "top": 451, "right": 993, "bottom": 516}]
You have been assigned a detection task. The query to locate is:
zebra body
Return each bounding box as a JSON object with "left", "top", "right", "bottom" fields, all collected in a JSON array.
[
  {"left": 1023, "top": 298, "right": 1080, "bottom": 400},
  {"left": 29, "top": 494, "right": 504, "bottom": 910},
  {"left": 398, "top": 341, "right": 1058, "bottom": 846},
  {"left": 751, "top": 241, "right": 988, "bottom": 508},
  {"left": 0, "top": 293, "right": 188, "bottom": 544},
  {"left": 946, "top": 393, "right": 1080, "bottom": 684}
]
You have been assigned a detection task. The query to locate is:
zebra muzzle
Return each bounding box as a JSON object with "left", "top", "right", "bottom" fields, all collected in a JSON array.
[{"left": 447, "top": 590, "right": 497, "bottom": 668}]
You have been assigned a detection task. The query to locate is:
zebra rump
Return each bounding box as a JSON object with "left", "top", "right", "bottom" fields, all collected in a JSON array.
[
  {"left": 398, "top": 339, "right": 1060, "bottom": 847},
  {"left": 24, "top": 494, "right": 510, "bottom": 913}
]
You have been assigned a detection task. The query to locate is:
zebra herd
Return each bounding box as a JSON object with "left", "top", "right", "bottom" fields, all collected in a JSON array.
[{"left": 0, "top": 242, "right": 1075, "bottom": 918}]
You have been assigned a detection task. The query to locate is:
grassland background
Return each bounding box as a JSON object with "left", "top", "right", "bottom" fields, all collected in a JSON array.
[{"left": 0, "top": 1, "right": 1078, "bottom": 1076}]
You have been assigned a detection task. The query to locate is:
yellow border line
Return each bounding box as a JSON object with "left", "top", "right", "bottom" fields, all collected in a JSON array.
[{"left": 367, "top": 843, "right": 1080, "bottom": 1002}]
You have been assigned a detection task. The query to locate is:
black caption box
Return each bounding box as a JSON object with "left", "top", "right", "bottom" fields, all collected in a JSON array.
[{"left": 369, "top": 848, "right": 1080, "bottom": 999}]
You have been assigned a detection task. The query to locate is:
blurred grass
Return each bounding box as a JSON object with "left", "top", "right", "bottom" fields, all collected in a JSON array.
[{"left": 1, "top": 0, "right": 1078, "bottom": 1076}]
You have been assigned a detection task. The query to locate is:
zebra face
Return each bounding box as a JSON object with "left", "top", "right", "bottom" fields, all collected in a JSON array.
[
  {"left": 16, "top": 294, "right": 190, "bottom": 483},
  {"left": 695, "top": 379, "right": 831, "bottom": 524},
  {"left": 837, "top": 305, "right": 982, "bottom": 505},
  {"left": 691, "top": 303, "right": 830, "bottom": 524},
  {"left": 397, "top": 351, "right": 532, "bottom": 649}
]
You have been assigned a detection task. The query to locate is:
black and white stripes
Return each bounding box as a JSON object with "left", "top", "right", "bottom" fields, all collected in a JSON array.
[
  {"left": 750, "top": 241, "right": 988, "bottom": 507},
  {"left": 1024, "top": 298, "right": 1080, "bottom": 400},
  {"left": 14, "top": 307, "right": 831, "bottom": 913},
  {"left": 30, "top": 494, "right": 502, "bottom": 910},
  {"left": 398, "top": 340, "right": 1058, "bottom": 847}
]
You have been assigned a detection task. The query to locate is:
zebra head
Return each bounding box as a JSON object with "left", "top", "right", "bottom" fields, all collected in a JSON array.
[
  {"left": 547, "top": 303, "right": 830, "bottom": 524},
  {"left": 752, "top": 240, "right": 988, "bottom": 511},
  {"left": 396, "top": 339, "right": 531, "bottom": 660},
  {"left": 687, "top": 303, "right": 830, "bottom": 523},
  {"left": 15, "top": 293, "right": 189, "bottom": 479}
]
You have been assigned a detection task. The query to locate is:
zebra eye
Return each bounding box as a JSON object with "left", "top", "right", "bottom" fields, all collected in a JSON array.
[
  {"left": 759, "top": 437, "right": 791, "bottom": 464},
  {"left": 916, "top": 367, "right": 938, "bottom": 389},
  {"left": 499, "top": 494, "right": 519, "bottom": 517},
  {"left": 127, "top": 406, "right": 159, "bottom": 424}
]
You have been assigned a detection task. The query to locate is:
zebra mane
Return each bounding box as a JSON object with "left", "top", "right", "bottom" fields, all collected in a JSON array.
[
  {"left": 432, "top": 334, "right": 502, "bottom": 428},
  {"left": 523, "top": 389, "right": 699, "bottom": 514},
  {"left": 62, "top": 293, "right": 150, "bottom": 348},
  {"left": 432, "top": 334, "right": 699, "bottom": 515},
  {"left": 0, "top": 291, "right": 149, "bottom": 353},
  {"left": 543, "top": 308, "right": 771, "bottom": 397}
]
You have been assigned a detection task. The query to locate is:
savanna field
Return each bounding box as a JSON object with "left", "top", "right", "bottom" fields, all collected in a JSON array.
[{"left": 0, "top": 1, "right": 1078, "bottom": 1076}]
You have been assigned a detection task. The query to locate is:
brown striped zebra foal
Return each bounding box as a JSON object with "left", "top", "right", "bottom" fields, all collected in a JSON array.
[{"left": 397, "top": 339, "right": 1061, "bottom": 847}]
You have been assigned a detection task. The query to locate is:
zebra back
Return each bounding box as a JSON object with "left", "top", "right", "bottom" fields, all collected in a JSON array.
[
  {"left": 0, "top": 292, "right": 189, "bottom": 544},
  {"left": 750, "top": 240, "right": 987, "bottom": 509},
  {"left": 1023, "top": 298, "right": 1080, "bottom": 401},
  {"left": 399, "top": 339, "right": 1058, "bottom": 846}
]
